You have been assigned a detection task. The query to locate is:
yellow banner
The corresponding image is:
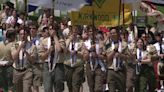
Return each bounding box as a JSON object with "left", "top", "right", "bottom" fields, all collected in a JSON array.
[{"left": 70, "top": 0, "right": 132, "bottom": 27}]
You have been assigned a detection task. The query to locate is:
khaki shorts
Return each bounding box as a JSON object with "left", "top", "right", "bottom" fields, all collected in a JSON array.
[
  {"left": 13, "top": 68, "right": 33, "bottom": 92},
  {"left": 32, "top": 64, "right": 43, "bottom": 86}
]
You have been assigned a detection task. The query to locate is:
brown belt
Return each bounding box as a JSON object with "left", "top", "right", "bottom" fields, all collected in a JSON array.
[{"left": 14, "top": 68, "right": 27, "bottom": 72}]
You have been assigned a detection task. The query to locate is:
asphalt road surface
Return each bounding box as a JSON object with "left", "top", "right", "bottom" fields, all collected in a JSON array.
[{"left": 39, "top": 81, "right": 89, "bottom": 92}]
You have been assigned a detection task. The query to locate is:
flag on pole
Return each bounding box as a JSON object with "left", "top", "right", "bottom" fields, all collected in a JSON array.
[
  {"left": 139, "top": 0, "right": 164, "bottom": 30},
  {"left": 54, "top": 0, "right": 92, "bottom": 11},
  {"left": 123, "top": 0, "right": 140, "bottom": 3},
  {"left": 85, "top": 0, "right": 92, "bottom": 5},
  {"left": 28, "top": 0, "right": 92, "bottom": 11},
  {"left": 28, "top": 5, "right": 38, "bottom": 12},
  {"left": 28, "top": 0, "right": 53, "bottom": 9},
  {"left": 142, "top": 0, "right": 164, "bottom": 5}
]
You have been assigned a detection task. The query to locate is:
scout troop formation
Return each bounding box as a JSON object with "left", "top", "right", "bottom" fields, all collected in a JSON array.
[{"left": 0, "top": 2, "right": 164, "bottom": 92}]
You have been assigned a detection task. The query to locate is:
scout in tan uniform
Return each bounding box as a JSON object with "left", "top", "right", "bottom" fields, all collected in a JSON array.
[
  {"left": 154, "top": 31, "right": 164, "bottom": 90},
  {"left": 120, "top": 30, "right": 136, "bottom": 92},
  {"left": 83, "top": 29, "right": 106, "bottom": 92},
  {"left": 64, "top": 27, "right": 85, "bottom": 92},
  {"left": 106, "top": 27, "right": 131, "bottom": 92},
  {"left": 133, "top": 38, "right": 156, "bottom": 92},
  {"left": 39, "top": 25, "right": 65, "bottom": 92},
  {"left": 11, "top": 29, "right": 36, "bottom": 92},
  {"left": 0, "top": 29, "right": 16, "bottom": 92},
  {"left": 29, "top": 24, "right": 42, "bottom": 92}
]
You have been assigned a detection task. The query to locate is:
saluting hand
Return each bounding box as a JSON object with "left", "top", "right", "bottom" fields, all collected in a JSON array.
[
  {"left": 49, "top": 29, "right": 56, "bottom": 37},
  {"left": 20, "top": 41, "right": 26, "bottom": 48}
]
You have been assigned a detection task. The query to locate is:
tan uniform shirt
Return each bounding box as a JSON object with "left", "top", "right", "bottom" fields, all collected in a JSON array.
[
  {"left": 11, "top": 41, "right": 36, "bottom": 69},
  {"left": 147, "top": 45, "right": 159, "bottom": 62},
  {"left": 106, "top": 41, "right": 131, "bottom": 70},
  {"left": 64, "top": 38, "right": 84, "bottom": 67},
  {"left": 29, "top": 36, "right": 43, "bottom": 63},
  {"left": 133, "top": 48, "right": 148, "bottom": 61},
  {"left": 39, "top": 37, "right": 65, "bottom": 63},
  {"left": 0, "top": 42, "right": 14, "bottom": 66},
  {"left": 39, "top": 37, "right": 65, "bottom": 72}
]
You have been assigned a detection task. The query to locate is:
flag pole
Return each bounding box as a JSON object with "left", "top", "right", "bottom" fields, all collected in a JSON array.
[
  {"left": 92, "top": 0, "right": 95, "bottom": 44},
  {"left": 52, "top": 0, "right": 55, "bottom": 15},
  {"left": 24, "top": 0, "right": 28, "bottom": 20},
  {"left": 15, "top": 0, "right": 18, "bottom": 10},
  {"left": 123, "top": 0, "right": 125, "bottom": 27},
  {"left": 118, "top": 0, "right": 122, "bottom": 26}
]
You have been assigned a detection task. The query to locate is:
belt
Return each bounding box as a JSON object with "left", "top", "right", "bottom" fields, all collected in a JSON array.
[
  {"left": 107, "top": 68, "right": 124, "bottom": 72},
  {"left": 14, "top": 68, "right": 27, "bottom": 72},
  {"left": 34, "top": 63, "right": 43, "bottom": 65},
  {"left": 107, "top": 67, "right": 124, "bottom": 71},
  {"left": 107, "top": 68, "right": 114, "bottom": 70}
]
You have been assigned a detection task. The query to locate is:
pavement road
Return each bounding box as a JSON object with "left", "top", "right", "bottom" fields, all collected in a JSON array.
[{"left": 39, "top": 80, "right": 89, "bottom": 92}]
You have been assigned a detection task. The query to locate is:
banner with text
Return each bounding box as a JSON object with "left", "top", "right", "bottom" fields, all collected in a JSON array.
[{"left": 70, "top": 0, "right": 132, "bottom": 27}]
